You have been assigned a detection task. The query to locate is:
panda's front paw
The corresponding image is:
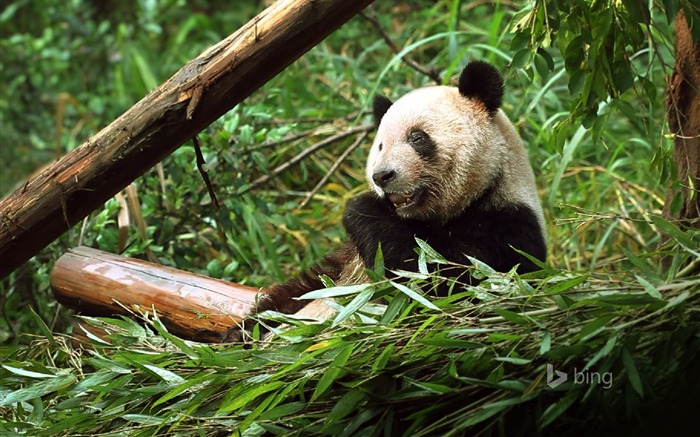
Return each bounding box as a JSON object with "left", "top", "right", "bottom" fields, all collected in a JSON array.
[
  {"left": 221, "top": 318, "right": 258, "bottom": 343},
  {"left": 221, "top": 325, "right": 244, "bottom": 342},
  {"left": 343, "top": 192, "right": 389, "bottom": 239}
]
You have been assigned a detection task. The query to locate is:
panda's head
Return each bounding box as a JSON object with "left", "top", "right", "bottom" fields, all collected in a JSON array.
[{"left": 367, "top": 61, "right": 509, "bottom": 222}]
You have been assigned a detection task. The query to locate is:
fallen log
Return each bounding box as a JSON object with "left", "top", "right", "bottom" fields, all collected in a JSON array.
[
  {"left": 50, "top": 246, "right": 261, "bottom": 342},
  {"left": 0, "top": 0, "right": 375, "bottom": 279},
  {"left": 51, "top": 246, "right": 338, "bottom": 343}
]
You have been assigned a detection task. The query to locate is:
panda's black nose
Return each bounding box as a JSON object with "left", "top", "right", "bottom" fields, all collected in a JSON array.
[{"left": 373, "top": 169, "right": 396, "bottom": 188}]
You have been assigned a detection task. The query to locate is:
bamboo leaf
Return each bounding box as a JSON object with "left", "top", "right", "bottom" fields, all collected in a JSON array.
[
  {"left": 458, "top": 403, "right": 508, "bottom": 427},
  {"left": 130, "top": 47, "right": 158, "bottom": 91},
  {"left": 409, "top": 314, "right": 439, "bottom": 345},
  {"left": 576, "top": 315, "right": 614, "bottom": 342},
  {"left": 29, "top": 307, "right": 56, "bottom": 347},
  {"left": 312, "top": 344, "right": 354, "bottom": 401},
  {"left": 333, "top": 288, "right": 374, "bottom": 326},
  {"left": 545, "top": 274, "right": 588, "bottom": 294},
  {"left": 258, "top": 401, "right": 305, "bottom": 420},
  {"left": 389, "top": 281, "right": 439, "bottom": 310},
  {"left": 380, "top": 293, "right": 408, "bottom": 323},
  {"left": 540, "top": 391, "right": 578, "bottom": 427},
  {"left": 372, "top": 343, "right": 395, "bottom": 372},
  {"left": 665, "top": 290, "right": 689, "bottom": 308},
  {"left": 488, "top": 333, "right": 523, "bottom": 342},
  {"left": 149, "top": 317, "right": 201, "bottom": 359},
  {"left": 70, "top": 370, "right": 120, "bottom": 394},
  {"left": 622, "top": 348, "right": 643, "bottom": 397},
  {"left": 418, "top": 249, "right": 429, "bottom": 275},
  {"left": 142, "top": 364, "right": 185, "bottom": 385},
  {"left": 219, "top": 380, "right": 285, "bottom": 414},
  {"left": 484, "top": 392, "right": 537, "bottom": 409},
  {"left": 301, "top": 284, "right": 371, "bottom": 300},
  {"left": 392, "top": 269, "right": 430, "bottom": 280},
  {"left": 2, "top": 365, "right": 60, "bottom": 379},
  {"left": 415, "top": 237, "right": 448, "bottom": 263},
  {"left": 328, "top": 387, "right": 366, "bottom": 422},
  {"left": 374, "top": 242, "right": 385, "bottom": 276},
  {"left": 512, "top": 247, "right": 553, "bottom": 272},
  {"left": 153, "top": 373, "right": 223, "bottom": 408},
  {"left": 596, "top": 294, "right": 657, "bottom": 305},
  {"left": 0, "top": 374, "right": 76, "bottom": 406},
  {"left": 466, "top": 255, "right": 496, "bottom": 275},
  {"left": 448, "top": 328, "right": 497, "bottom": 335},
  {"left": 635, "top": 275, "right": 662, "bottom": 299},
  {"left": 77, "top": 322, "right": 111, "bottom": 345},
  {"left": 650, "top": 215, "right": 698, "bottom": 252},
  {"left": 540, "top": 332, "right": 552, "bottom": 355},
  {"left": 494, "top": 357, "right": 532, "bottom": 365},
  {"left": 620, "top": 247, "right": 662, "bottom": 282},
  {"left": 492, "top": 308, "right": 533, "bottom": 326},
  {"left": 406, "top": 379, "right": 453, "bottom": 394},
  {"left": 122, "top": 414, "right": 170, "bottom": 425},
  {"left": 583, "top": 335, "right": 617, "bottom": 372}
]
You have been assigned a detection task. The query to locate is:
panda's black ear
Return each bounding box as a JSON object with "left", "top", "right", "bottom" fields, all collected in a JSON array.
[
  {"left": 458, "top": 61, "right": 504, "bottom": 116},
  {"left": 373, "top": 95, "right": 393, "bottom": 128}
]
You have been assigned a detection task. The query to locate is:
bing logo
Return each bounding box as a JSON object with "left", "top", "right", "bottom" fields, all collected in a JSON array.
[
  {"left": 546, "top": 364, "right": 567, "bottom": 388},
  {"left": 546, "top": 364, "right": 613, "bottom": 389}
]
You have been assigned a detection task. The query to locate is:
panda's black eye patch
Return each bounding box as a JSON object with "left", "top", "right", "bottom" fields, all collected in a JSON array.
[{"left": 407, "top": 129, "right": 436, "bottom": 160}]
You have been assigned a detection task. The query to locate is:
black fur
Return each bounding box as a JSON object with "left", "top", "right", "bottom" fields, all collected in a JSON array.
[
  {"left": 248, "top": 246, "right": 353, "bottom": 314},
  {"left": 221, "top": 245, "right": 356, "bottom": 342},
  {"left": 408, "top": 129, "right": 437, "bottom": 161},
  {"left": 342, "top": 189, "right": 546, "bottom": 288},
  {"left": 373, "top": 95, "right": 393, "bottom": 127},
  {"left": 458, "top": 61, "right": 504, "bottom": 115}
]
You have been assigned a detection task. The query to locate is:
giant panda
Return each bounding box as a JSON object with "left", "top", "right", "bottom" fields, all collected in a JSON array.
[{"left": 223, "top": 60, "right": 546, "bottom": 341}]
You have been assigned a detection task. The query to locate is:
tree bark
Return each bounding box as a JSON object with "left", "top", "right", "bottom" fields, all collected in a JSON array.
[
  {"left": 51, "top": 246, "right": 260, "bottom": 342},
  {"left": 664, "top": 10, "right": 700, "bottom": 229},
  {"left": 0, "top": 0, "right": 375, "bottom": 279}
]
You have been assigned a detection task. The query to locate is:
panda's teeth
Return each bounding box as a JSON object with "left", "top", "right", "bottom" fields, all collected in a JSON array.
[
  {"left": 387, "top": 192, "right": 414, "bottom": 208},
  {"left": 395, "top": 197, "right": 412, "bottom": 208}
]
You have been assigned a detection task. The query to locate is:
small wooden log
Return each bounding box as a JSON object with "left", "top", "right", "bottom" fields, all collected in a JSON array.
[{"left": 51, "top": 246, "right": 261, "bottom": 342}]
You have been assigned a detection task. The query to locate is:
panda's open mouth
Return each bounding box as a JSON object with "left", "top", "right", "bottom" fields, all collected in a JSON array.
[{"left": 386, "top": 187, "right": 426, "bottom": 210}]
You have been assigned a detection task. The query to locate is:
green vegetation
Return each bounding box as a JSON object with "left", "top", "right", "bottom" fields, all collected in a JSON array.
[{"left": 1, "top": 0, "right": 698, "bottom": 435}]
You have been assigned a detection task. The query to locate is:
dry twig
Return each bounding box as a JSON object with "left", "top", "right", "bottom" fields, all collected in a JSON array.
[
  {"left": 298, "top": 130, "right": 370, "bottom": 209},
  {"left": 362, "top": 8, "right": 442, "bottom": 85},
  {"left": 192, "top": 136, "right": 220, "bottom": 210},
  {"left": 242, "top": 124, "right": 374, "bottom": 194}
]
